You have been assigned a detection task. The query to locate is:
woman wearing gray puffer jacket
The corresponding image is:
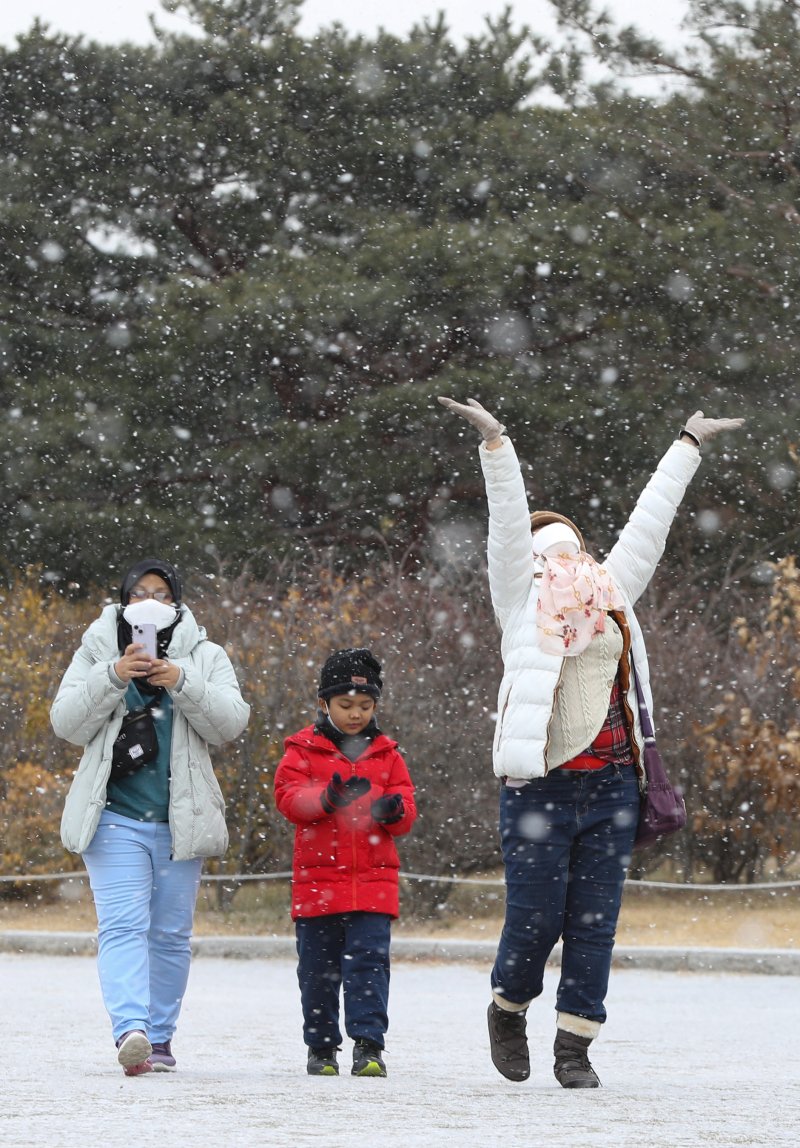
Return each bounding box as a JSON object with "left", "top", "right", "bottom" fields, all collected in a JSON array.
[{"left": 51, "top": 557, "right": 249, "bottom": 1077}]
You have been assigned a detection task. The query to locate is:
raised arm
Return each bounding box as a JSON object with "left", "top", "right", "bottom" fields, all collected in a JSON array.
[
  {"left": 438, "top": 397, "right": 534, "bottom": 629},
  {"left": 606, "top": 410, "right": 744, "bottom": 603}
]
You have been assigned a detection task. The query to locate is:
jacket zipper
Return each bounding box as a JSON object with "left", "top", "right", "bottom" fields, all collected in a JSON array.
[
  {"left": 347, "top": 757, "right": 359, "bottom": 910},
  {"left": 542, "top": 661, "right": 567, "bottom": 777},
  {"left": 326, "top": 742, "right": 377, "bottom": 911},
  {"left": 331, "top": 752, "right": 363, "bottom": 911}
]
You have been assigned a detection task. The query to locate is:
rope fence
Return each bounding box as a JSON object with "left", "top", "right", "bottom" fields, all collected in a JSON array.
[{"left": 2, "top": 870, "right": 800, "bottom": 892}]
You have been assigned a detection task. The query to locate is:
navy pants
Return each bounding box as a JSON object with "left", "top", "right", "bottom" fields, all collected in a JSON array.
[
  {"left": 295, "top": 911, "right": 392, "bottom": 1050},
  {"left": 491, "top": 763, "right": 639, "bottom": 1023}
]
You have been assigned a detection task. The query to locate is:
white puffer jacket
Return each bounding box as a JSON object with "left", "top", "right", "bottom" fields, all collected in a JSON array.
[
  {"left": 51, "top": 603, "right": 250, "bottom": 859},
  {"left": 480, "top": 436, "right": 701, "bottom": 781}
]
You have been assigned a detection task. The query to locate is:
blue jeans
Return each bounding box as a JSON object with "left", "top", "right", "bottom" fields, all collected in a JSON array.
[
  {"left": 82, "top": 810, "right": 203, "bottom": 1044},
  {"left": 295, "top": 912, "right": 392, "bottom": 1049},
  {"left": 491, "top": 764, "right": 639, "bottom": 1023}
]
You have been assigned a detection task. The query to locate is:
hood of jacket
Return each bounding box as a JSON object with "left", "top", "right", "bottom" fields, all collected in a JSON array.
[{"left": 82, "top": 602, "right": 205, "bottom": 661}]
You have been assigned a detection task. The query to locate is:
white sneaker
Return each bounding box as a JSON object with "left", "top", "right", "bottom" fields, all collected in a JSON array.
[{"left": 116, "top": 1030, "right": 153, "bottom": 1075}]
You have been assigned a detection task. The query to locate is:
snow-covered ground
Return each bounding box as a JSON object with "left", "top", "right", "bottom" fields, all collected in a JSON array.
[{"left": 4, "top": 953, "right": 798, "bottom": 1147}]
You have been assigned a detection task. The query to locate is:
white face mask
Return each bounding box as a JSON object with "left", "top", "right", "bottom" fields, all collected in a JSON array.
[{"left": 123, "top": 599, "right": 179, "bottom": 631}]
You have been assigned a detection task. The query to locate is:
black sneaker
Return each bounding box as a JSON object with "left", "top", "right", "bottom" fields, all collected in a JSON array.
[
  {"left": 553, "top": 1029, "right": 601, "bottom": 1089},
  {"left": 351, "top": 1039, "right": 387, "bottom": 1077},
  {"left": 307, "top": 1046, "right": 339, "bottom": 1076},
  {"left": 487, "top": 1001, "right": 530, "bottom": 1081},
  {"left": 148, "top": 1040, "right": 177, "bottom": 1072}
]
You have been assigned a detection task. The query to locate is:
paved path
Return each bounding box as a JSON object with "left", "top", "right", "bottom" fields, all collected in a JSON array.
[{"left": 3, "top": 953, "right": 799, "bottom": 1147}]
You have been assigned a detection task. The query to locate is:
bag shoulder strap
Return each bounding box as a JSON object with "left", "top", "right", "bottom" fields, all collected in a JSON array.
[{"left": 629, "top": 653, "right": 655, "bottom": 741}]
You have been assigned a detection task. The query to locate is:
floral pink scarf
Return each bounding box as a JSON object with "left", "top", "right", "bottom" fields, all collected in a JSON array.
[{"left": 536, "top": 552, "right": 624, "bottom": 656}]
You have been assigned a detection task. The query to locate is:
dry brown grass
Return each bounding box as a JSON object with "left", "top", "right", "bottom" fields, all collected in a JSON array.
[
  {"left": 390, "top": 887, "right": 800, "bottom": 949},
  {"left": 3, "top": 880, "right": 800, "bottom": 949},
  {"left": 616, "top": 888, "right": 800, "bottom": 949}
]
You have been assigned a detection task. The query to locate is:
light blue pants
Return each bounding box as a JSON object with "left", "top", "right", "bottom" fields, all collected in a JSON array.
[{"left": 82, "top": 810, "right": 203, "bottom": 1044}]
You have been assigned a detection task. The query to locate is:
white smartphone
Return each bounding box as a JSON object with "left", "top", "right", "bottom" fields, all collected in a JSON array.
[{"left": 132, "top": 622, "right": 157, "bottom": 660}]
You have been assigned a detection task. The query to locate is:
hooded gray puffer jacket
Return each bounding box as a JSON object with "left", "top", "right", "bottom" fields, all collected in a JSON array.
[{"left": 51, "top": 603, "right": 250, "bottom": 859}]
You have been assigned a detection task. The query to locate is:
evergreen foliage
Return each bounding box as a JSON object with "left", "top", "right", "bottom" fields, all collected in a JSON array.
[{"left": 1, "top": 0, "right": 795, "bottom": 589}]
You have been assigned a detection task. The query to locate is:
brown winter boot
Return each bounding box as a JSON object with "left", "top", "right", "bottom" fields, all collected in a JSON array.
[{"left": 553, "top": 1024, "right": 601, "bottom": 1088}]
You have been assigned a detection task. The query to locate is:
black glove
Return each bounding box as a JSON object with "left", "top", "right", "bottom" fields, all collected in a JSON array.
[
  {"left": 321, "top": 771, "right": 372, "bottom": 814},
  {"left": 370, "top": 794, "right": 405, "bottom": 825}
]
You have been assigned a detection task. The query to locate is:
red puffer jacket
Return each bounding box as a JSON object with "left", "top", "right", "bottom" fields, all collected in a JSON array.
[{"left": 274, "top": 725, "right": 417, "bottom": 920}]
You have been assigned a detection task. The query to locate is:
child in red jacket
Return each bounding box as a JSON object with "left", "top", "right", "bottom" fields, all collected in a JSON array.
[{"left": 274, "top": 647, "right": 417, "bottom": 1078}]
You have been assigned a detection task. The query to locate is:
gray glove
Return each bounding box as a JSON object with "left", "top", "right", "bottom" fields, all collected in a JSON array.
[
  {"left": 681, "top": 410, "right": 745, "bottom": 446},
  {"left": 437, "top": 396, "right": 506, "bottom": 445}
]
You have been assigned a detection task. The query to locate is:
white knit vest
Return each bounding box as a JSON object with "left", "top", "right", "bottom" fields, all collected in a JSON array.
[{"left": 546, "top": 617, "right": 624, "bottom": 768}]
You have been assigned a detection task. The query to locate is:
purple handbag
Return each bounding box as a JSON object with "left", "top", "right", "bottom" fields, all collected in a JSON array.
[{"left": 632, "top": 667, "right": 687, "bottom": 849}]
